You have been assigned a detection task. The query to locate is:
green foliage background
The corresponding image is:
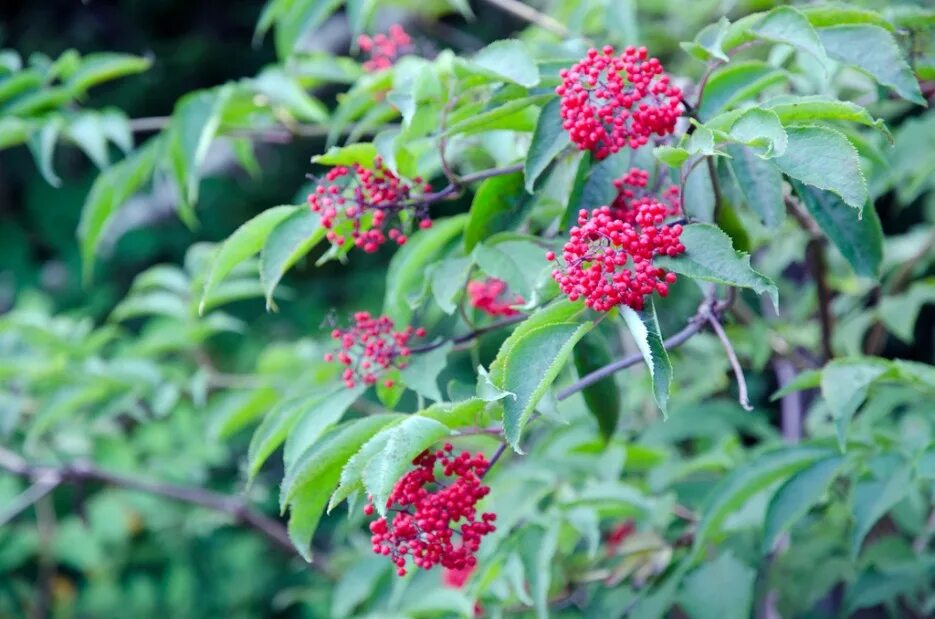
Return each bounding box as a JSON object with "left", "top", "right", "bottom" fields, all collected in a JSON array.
[{"left": 1, "top": 0, "right": 934, "bottom": 618}]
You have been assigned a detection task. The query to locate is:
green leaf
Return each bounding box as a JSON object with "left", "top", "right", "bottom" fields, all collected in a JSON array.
[
  {"left": 383, "top": 215, "right": 467, "bottom": 324},
  {"left": 0, "top": 116, "right": 31, "bottom": 149},
  {"left": 311, "top": 142, "right": 377, "bottom": 168},
  {"left": 820, "top": 358, "right": 889, "bottom": 451},
  {"left": 524, "top": 97, "right": 569, "bottom": 193},
  {"left": 469, "top": 39, "right": 540, "bottom": 88},
  {"left": 444, "top": 94, "right": 548, "bottom": 136},
  {"left": 681, "top": 17, "right": 730, "bottom": 62},
  {"left": 499, "top": 321, "right": 592, "bottom": 451},
  {"left": 27, "top": 116, "right": 63, "bottom": 187},
  {"left": 329, "top": 399, "right": 484, "bottom": 512},
  {"left": 727, "top": 108, "right": 787, "bottom": 157},
  {"left": 65, "top": 113, "right": 112, "bottom": 169},
  {"left": 66, "top": 53, "right": 151, "bottom": 94},
  {"left": 762, "top": 456, "right": 845, "bottom": 552},
  {"left": 653, "top": 145, "right": 690, "bottom": 168},
  {"left": 678, "top": 551, "right": 756, "bottom": 619},
  {"left": 464, "top": 173, "right": 527, "bottom": 252},
  {"left": 259, "top": 208, "right": 326, "bottom": 311},
  {"left": 0, "top": 69, "right": 42, "bottom": 105},
  {"left": 770, "top": 368, "right": 821, "bottom": 401},
  {"left": 78, "top": 136, "right": 161, "bottom": 281},
  {"left": 363, "top": 416, "right": 452, "bottom": 514},
  {"left": 247, "top": 385, "right": 360, "bottom": 482},
  {"left": 750, "top": 6, "right": 829, "bottom": 68},
  {"left": 489, "top": 300, "right": 590, "bottom": 451},
  {"left": 763, "top": 95, "right": 892, "bottom": 142},
  {"left": 198, "top": 206, "right": 295, "bottom": 314},
  {"left": 472, "top": 238, "right": 545, "bottom": 305},
  {"left": 399, "top": 342, "right": 452, "bottom": 402},
  {"left": 726, "top": 144, "right": 784, "bottom": 229},
  {"left": 169, "top": 87, "right": 232, "bottom": 217},
  {"left": 791, "top": 181, "right": 883, "bottom": 278},
  {"left": 693, "top": 446, "right": 832, "bottom": 553},
  {"left": 519, "top": 521, "right": 560, "bottom": 619},
  {"left": 252, "top": 67, "right": 329, "bottom": 122},
  {"left": 489, "top": 300, "right": 585, "bottom": 384},
  {"left": 800, "top": 5, "right": 894, "bottom": 31},
  {"left": 851, "top": 464, "right": 913, "bottom": 559},
  {"left": 698, "top": 61, "right": 788, "bottom": 120},
  {"left": 772, "top": 126, "right": 867, "bottom": 211},
  {"left": 682, "top": 158, "right": 715, "bottom": 222},
  {"left": 430, "top": 257, "right": 471, "bottom": 314},
  {"left": 282, "top": 414, "right": 400, "bottom": 510},
  {"left": 656, "top": 223, "right": 779, "bottom": 310},
  {"left": 273, "top": 0, "right": 344, "bottom": 59},
  {"left": 560, "top": 151, "right": 592, "bottom": 229},
  {"left": 879, "top": 279, "right": 935, "bottom": 343},
  {"left": 573, "top": 331, "right": 620, "bottom": 441},
  {"left": 818, "top": 24, "right": 925, "bottom": 105},
  {"left": 621, "top": 302, "right": 672, "bottom": 416}
]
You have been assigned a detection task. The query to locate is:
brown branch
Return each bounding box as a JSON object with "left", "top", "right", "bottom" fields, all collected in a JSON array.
[
  {"left": 479, "top": 0, "right": 569, "bottom": 37},
  {"left": 786, "top": 196, "right": 834, "bottom": 360},
  {"left": 410, "top": 314, "right": 526, "bottom": 354},
  {"left": 129, "top": 116, "right": 397, "bottom": 142},
  {"left": 556, "top": 293, "right": 730, "bottom": 401},
  {"left": 0, "top": 445, "right": 297, "bottom": 557}
]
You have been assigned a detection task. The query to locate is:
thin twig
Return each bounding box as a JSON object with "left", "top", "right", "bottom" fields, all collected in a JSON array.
[
  {"left": 0, "top": 474, "right": 61, "bottom": 527},
  {"left": 410, "top": 314, "right": 526, "bottom": 354},
  {"left": 129, "top": 116, "right": 397, "bottom": 142},
  {"left": 704, "top": 309, "right": 753, "bottom": 411},
  {"left": 0, "top": 446, "right": 297, "bottom": 557},
  {"left": 556, "top": 294, "right": 730, "bottom": 401},
  {"left": 786, "top": 196, "right": 834, "bottom": 360},
  {"left": 482, "top": 443, "right": 508, "bottom": 480},
  {"left": 479, "top": 0, "right": 569, "bottom": 37}
]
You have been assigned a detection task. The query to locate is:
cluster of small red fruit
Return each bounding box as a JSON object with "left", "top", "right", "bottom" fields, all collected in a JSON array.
[
  {"left": 548, "top": 167, "right": 685, "bottom": 312},
  {"left": 358, "top": 24, "right": 412, "bottom": 72},
  {"left": 323, "top": 312, "right": 425, "bottom": 388},
  {"left": 365, "top": 445, "right": 497, "bottom": 577},
  {"left": 467, "top": 278, "right": 524, "bottom": 317},
  {"left": 307, "top": 158, "right": 433, "bottom": 254}
]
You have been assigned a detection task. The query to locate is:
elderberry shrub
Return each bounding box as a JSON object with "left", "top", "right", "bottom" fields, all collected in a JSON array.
[
  {"left": 547, "top": 167, "right": 685, "bottom": 312},
  {"left": 307, "top": 157, "right": 433, "bottom": 253},
  {"left": 358, "top": 25, "right": 413, "bottom": 72},
  {"left": 365, "top": 444, "right": 497, "bottom": 577},
  {"left": 323, "top": 312, "right": 426, "bottom": 388},
  {"left": 467, "top": 278, "right": 524, "bottom": 317},
  {"left": 557, "top": 45, "right": 683, "bottom": 160}
]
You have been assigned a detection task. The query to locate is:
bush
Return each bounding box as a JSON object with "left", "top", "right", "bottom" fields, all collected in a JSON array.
[{"left": 1, "top": 1, "right": 934, "bottom": 617}]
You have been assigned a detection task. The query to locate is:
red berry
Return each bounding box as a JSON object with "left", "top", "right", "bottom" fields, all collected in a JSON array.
[
  {"left": 307, "top": 160, "right": 432, "bottom": 255},
  {"left": 466, "top": 278, "right": 524, "bottom": 317},
  {"left": 365, "top": 447, "right": 497, "bottom": 577},
  {"left": 549, "top": 167, "right": 684, "bottom": 312},
  {"left": 359, "top": 24, "right": 413, "bottom": 73},
  {"left": 557, "top": 46, "right": 682, "bottom": 160},
  {"left": 322, "top": 312, "right": 423, "bottom": 390}
]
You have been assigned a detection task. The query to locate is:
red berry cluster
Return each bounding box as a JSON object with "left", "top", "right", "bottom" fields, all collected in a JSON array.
[
  {"left": 466, "top": 278, "right": 524, "bottom": 317},
  {"left": 547, "top": 169, "right": 685, "bottom": 312},
  {"left": 358, "top": 25, "right": 412, "bottom": 72},
  {"left": 556, "top": 45, "right": 682, "bottom": 160},
  {"left": 365, "top": 444, "right": 497, "bottom": 577},
  {"left": 323, "top": 312, "right": 425, "bottom": 388},
  {"left": 307, "top": 158, "right": 433, "bottom": 253},
  {"left": 610, "top": 167, "right": 681, "bottom": 221}
]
